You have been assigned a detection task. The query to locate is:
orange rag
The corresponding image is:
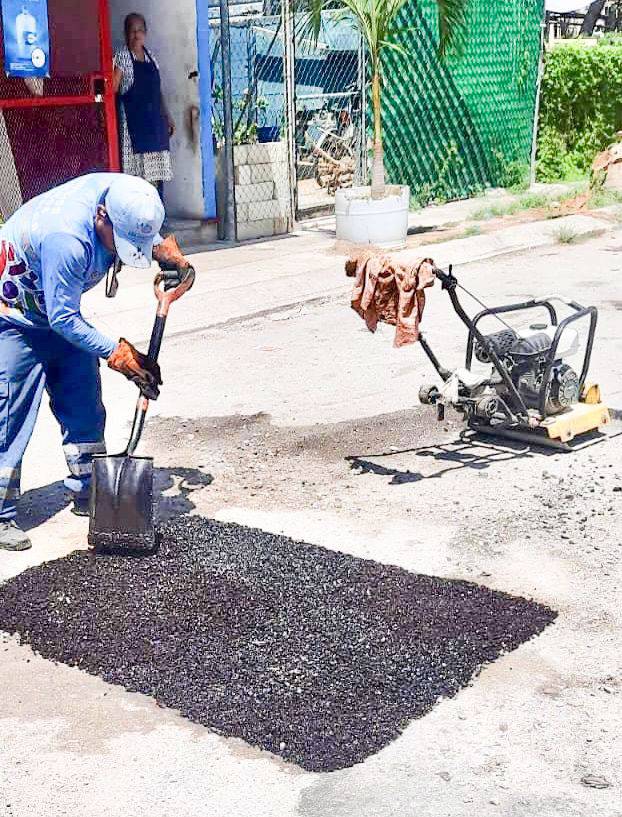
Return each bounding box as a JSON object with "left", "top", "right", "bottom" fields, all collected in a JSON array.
[{"left": 345, "top": 253, "right": 435, "bottom": 346}]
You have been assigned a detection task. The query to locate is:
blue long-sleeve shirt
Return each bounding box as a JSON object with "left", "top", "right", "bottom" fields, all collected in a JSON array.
[
  {"left": 0, "top": 173, "right": 156, "bottom": 359},
  {"left": 40, "top": 231, "right": 116, "bottom": 357}
]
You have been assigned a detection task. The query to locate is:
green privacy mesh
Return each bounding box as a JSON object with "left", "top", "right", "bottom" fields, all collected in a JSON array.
[{"left": 381, "top": 0, "right": 544, "bottom": 203}]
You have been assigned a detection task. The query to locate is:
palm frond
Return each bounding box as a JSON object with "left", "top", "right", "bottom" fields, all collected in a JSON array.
[
  {"left": 293, "top": 0, "right": 326, "bottom": 44},
  {"left": 295, "top": 0, "right": 467, "bottom": 63},
  {"left": 379, "top": 39, "right": 409, "bottom": 58},
  {"left": 293, "top": 0, "right": 470, "bottom": 200},
  {"left": 436, "top": 0, "right": 469, "bottom": 58}
]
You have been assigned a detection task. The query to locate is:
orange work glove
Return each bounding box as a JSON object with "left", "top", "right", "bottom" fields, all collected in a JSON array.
[{"left": 108, "top": 339, "right": 162, "bottom": 401}]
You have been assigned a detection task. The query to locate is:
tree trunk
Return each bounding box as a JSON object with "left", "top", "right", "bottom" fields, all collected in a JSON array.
[
  {"left": 370, "top": 69, "right": 385, "bottom": 200},
  {"left": 581, "top": 0, "right": 606, "bottom": 35}
]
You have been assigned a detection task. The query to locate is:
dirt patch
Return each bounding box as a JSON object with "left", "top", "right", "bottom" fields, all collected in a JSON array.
[
  {"left": 143, "top": 410, "right": 622, "bottom": 563},
  {"left": 145, "top": 408, "right": 468, "bottom": 516}
]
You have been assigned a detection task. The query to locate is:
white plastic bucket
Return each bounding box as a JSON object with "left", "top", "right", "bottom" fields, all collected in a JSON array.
[{"left": 335, "top": 185, "right": 409, "bottom": 250}]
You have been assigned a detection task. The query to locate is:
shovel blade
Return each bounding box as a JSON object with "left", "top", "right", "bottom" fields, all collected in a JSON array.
[{"left": 88, "top": 454, "right": 156, "bottom": 553}]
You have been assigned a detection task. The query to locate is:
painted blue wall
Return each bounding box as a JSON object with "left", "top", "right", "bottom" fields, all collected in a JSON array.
[
  {"left": 210, "top": 15, "right": 359, "bottom": 135},
  {"left": 196, "top": 0, "right": 217, "bottom": 219}
]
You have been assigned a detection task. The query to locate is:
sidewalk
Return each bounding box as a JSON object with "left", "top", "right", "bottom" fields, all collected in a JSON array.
[
  {"left": 82, "top": 211, "right": 612, "bottom": 345},
  {"left": 302, "top": 182, "right": 579, "bottom": 237}
]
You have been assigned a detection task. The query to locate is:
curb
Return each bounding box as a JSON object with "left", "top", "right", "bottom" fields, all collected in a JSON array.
[
  {"left": 137, "top": 214, "right": 616, "bottom": 344},
  {"left": 392, "top": 214, "right": 612, "bottom": 269}
]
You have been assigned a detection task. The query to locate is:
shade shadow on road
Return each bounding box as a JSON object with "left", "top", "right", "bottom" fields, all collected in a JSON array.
[
  {"left": 17, "top": 467, "right": 214, "bottom": 531},
  {"left": 18, "top": 480, "right": 69, "bottom": 530},
  {"left": 345, "top": 434, "right": 538, "bottom": 485}
]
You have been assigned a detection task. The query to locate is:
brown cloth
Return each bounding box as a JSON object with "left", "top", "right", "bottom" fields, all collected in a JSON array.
[{"left": 345, "top": 252, "right": 435, "bottom": 347}]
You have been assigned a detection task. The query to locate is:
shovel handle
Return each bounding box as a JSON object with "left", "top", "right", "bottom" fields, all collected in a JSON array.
[
  {"left": 154, "top": 266, "right": 195, "bottom": 319},
  {"left": 146, "top": 267, "right": 195, "bottom": 362},
  {"left": 124, "top": 267, "right": 195, "bottom": 456},
  {"left": 126, "top": 395, "right": 149, "bottom": 456}
]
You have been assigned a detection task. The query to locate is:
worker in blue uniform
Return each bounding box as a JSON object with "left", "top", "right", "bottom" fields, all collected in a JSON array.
[{"left": 0, "top": 172, "right": 189, "bottom": 551}]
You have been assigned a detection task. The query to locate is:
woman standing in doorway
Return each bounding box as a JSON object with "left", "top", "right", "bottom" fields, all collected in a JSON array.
[{"left": 113, "top": 12, "right": 174, "bottom": 199}]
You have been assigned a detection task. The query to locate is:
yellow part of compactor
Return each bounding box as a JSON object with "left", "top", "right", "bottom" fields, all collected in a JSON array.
[{"left": 540, "top": 384, "right": 610, "bottom": 443}]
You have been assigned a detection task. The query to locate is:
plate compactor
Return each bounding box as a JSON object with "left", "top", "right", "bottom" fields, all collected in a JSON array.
[{"left": 418, "top": 266, "right": 610, "bottom": 450}]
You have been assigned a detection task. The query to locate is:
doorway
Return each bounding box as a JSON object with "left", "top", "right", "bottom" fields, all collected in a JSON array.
[{"left": 106, "top": 0, "right": 216, "bottom": 222}]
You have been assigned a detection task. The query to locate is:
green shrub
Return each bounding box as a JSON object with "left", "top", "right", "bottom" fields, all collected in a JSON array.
[
  {"left": 463, "top": 224, "right": 481, "bottom": 237},
  {"left": 554, "top": 225, "right": 579, "bottom": 244},
  {"left": 597, "top": 32, "right": 622, "bottom": 47},
  {"left": 493, "top": 154, "right": 530, "bottom": 191},
  {"left": 536, "top": 42, "right": 622, "bottom": 182},
  {"left": 589, "top": 187, "right": 622, "bottom": 208},
  {"left": 518, "top": 192, "right": 548, "bottom": 209}
]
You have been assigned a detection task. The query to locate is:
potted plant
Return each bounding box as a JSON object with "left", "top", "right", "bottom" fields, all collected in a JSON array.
[
  {"left": 300, "top": 0, "right": 467, "bottom": 248},
  {"left": 212, "top": 87, "right": 273, "bottom": 145}
]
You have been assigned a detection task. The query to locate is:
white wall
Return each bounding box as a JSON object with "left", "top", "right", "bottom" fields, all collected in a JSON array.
[{"left": 108, "top": 0, "right": 205, "bottom": 219}]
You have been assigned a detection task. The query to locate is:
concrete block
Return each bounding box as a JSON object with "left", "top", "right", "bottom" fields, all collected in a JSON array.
[
  {"left": 235, "top": 181, "right": 275, "bottom": 205},
  {"left": 235, "top": 165, "right": 252, "bottom": 185},
  {"left": 246, "top": 141, "right": 287, "bottom": 165},
  {"left": 237, "top": 219, "right": 275, "bottom": 241},
  {"left": 246, "top": 198, "right": 288, "bottom": 221},
  {"left": 250, "top": 162, "right": 288, "bottom": 184},
  {"left": 273, "top": 173, "right": 292, "bottom": 200},
  {"left": 273, "top": 217, "right": 289, "bottom": 235},
  {"left": 233, "top": 145, "right": 248, "bottom": 166},
  {"left": 235, "top": 202, "right": 249, "bottom": 222}
]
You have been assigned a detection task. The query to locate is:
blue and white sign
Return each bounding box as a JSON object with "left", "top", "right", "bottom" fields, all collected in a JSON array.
[{"left": 1, "top": 0, "right": 50, "bottom": 77}]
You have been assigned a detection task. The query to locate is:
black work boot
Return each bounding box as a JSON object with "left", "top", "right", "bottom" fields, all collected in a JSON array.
[
  {"left": 0, "top": 520, "right": 32, "bottom": 551},
  {"left": 70, "top": 492, "right": 90, "bottom": 517}
]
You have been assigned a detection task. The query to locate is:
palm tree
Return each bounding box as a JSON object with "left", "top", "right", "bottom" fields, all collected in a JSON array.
[{"left": 299, "top": 0, "right": 468, "bottom": 199}]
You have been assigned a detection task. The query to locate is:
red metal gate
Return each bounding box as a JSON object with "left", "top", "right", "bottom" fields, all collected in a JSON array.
[{"left": 0, "top": 0, "right": 119, "bottom": 220}]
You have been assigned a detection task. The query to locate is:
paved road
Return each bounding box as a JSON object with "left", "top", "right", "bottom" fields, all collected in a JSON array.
[{"left": 0, "top": 232, "right": 621, "bottom": 816}]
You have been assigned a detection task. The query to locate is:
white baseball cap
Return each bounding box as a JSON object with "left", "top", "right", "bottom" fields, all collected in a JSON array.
[{"left": 105, "top": 175, "right": 165, "bottom": 268}]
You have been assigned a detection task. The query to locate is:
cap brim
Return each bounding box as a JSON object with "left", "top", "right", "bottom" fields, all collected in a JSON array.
[{"left": 113, "top": 227, "right": 154, "bottom": 269}]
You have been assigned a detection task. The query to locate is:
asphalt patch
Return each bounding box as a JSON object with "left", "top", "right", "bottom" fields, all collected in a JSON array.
[{"left": 0, "top": 517, "right": 556, "bottom": 771}]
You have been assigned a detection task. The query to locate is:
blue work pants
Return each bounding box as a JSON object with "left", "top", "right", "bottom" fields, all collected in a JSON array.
[{"left": 0, "top": 322, "right": 106, "bottom": 520}]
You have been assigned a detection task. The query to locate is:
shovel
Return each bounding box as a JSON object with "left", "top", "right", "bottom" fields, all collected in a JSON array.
[{"left": 88, "top": 266, "right": 195, "bottom": 554}]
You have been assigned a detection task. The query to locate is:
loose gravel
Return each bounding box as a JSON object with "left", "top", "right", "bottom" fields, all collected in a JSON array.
[{"left": 0, "top": 517, "right": 556, "bottom": 771}]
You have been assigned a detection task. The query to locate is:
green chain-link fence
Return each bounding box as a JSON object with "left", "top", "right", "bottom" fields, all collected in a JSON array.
[
  {"left": 382, "top": 0, "right": 544, "bottom": 205},
  {"left": 210, "top": 0, "right": 544, "bottom": 234}
]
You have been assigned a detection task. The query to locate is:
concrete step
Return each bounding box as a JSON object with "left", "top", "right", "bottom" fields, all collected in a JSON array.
[{"left": 163, "top": 218, "right": 218, "bottom": 253}]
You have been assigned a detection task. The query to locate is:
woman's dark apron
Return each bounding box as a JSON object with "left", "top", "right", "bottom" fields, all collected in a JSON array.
[{"left": 121, "top": 48, "right": 169, "bottom": 155}]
